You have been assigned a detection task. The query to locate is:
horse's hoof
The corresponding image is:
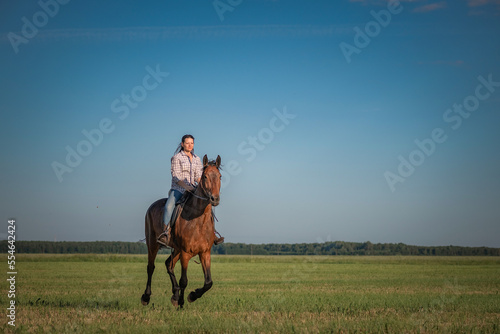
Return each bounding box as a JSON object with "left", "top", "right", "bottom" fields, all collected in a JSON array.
[
  {"left": 171, "top": 297, "right": 179, "bottom": 307},
  {"left": 141, "top": 295, "right": 150, "bottom": 306},
  {"left": 187, "top": 292, "right": 196, "bottom": 303}
]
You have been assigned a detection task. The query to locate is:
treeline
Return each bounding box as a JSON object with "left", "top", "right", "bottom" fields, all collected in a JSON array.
[
  {"left": 1, "top": 241, "right": 151, "bottom": 254},
  {"left": 1, "top": 240, "right": 499, "bottom": 256},
  {"left": 212, "top": 241, "right": 500, "bottom": 256}
]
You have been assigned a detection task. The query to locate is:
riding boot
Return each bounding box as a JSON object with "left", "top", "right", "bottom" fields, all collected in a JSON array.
[
  {"left": 213, "top": 231, "right": 224, "bottom": 245},
  {"left": 211, "top": 211, "right": 224, "bottom": 245},
  {"left": 157, "top": 225, "right": 170, "bottom": 247}
]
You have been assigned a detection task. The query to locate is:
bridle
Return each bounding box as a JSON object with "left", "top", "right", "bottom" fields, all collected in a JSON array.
[
  {"left": 187, "top": 182, "right": 210, "bottom": 201},
  {"left": 187, "top": 168, "right": 219, "bottom": 202},
  {"left": 188, "top": 172, "right": 220, "bottom": 223},
  {"left": 184, "top": 163, "right": 221, "bottom": 224}
]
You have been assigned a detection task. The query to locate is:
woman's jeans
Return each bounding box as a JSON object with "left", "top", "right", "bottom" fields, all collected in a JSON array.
[{"left": 163, "top": 189, "right": 183, "bottom": 226}]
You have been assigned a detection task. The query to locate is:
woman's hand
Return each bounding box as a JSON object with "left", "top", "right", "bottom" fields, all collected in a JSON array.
[{"left": 177, "top": 180, "right": 195, "bottom": 192}]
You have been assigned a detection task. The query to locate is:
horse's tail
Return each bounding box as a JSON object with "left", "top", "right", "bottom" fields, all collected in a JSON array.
[
  {"left": 144, "top": 199, "right": 166, "bottom": 247},
  {"left": 144, "top": 205, "right": 154, "bottom": 246}
]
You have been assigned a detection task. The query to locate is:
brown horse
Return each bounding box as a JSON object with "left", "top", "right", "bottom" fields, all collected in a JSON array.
[{"left": 141, "top": 154, "right": 222, "bottom": 307}]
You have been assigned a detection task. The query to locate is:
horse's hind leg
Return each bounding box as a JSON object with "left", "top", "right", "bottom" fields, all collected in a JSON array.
[
  {"left": 175, "top": 251, "right": 191, "bottom": 308},
  {"left": 188, "top": 251, "right": 213, "bottom": 303},
  {"left": 166, "top": 250, "right": 181, "bottom": 307},
  {"left": 141, "top": 243, "right": 159, "bottom": 306}
]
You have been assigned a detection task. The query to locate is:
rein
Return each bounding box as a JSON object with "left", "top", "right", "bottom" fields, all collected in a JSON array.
[
  {"left": 186, "top": 182, "right": 209, "bottom": 201},
  {"left": 187, "top": 190, "right": 208, "bottom": 201}
]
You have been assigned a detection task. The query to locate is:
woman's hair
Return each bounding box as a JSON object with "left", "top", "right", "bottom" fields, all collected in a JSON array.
[{"left": 174, "top": 134, "right": 195, "bottom": 154}]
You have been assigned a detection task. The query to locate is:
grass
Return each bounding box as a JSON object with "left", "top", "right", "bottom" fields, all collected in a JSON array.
[{"left": 1, "top": 255, "right": 499, "bottom": 333}]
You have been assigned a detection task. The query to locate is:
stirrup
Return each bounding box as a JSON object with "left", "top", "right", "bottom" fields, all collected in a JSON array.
[
  {"left": 214, "top": 236, "right": 224, "bottom": 245},
  {"left": 214, "top": 230, "right": 224, "bottom": 245},
  {"left": 157, "top": 226, "right": 170, "bottom": 247}
]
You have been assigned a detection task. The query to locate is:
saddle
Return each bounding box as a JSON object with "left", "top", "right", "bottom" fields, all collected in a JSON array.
[
  {"left": 160, "top": 190, "right": 224, "bottom": 247},
  {"left": 169, "top": 191, "right": 190, "bottom": 229}
]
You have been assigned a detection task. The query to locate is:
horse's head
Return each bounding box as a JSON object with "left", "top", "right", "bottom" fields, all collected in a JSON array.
[{"left": 200, "top": 155, "right": 222, "bottom": 206}]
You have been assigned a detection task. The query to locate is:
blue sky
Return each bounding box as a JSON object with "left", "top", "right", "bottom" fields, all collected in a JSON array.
[{"left": 1, "top": 0, "right": 499, "bottom": 247}]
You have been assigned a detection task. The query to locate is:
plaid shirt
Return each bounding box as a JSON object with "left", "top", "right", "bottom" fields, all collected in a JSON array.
[{"left": 171, "top": 150, "right": 203, "bottom": 193}]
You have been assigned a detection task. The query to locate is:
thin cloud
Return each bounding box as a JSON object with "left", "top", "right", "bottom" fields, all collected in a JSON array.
[
  {"left": 417, "top": 60, "right": 465, "bottom": 66},
  {"left": 413, "top": 1, "right": 447, "bottom": 13},
  {"left": 468, "top": 0, "right": 500, "bottom": 7},
  {"left": 349, "top": 0, "right": 426, "bottom": 4},
  {"left": 1, "top": 25, "right": 352, "bottom": 45},
  {"left": 467, "top": 0, "right": 500, "bottom": 14},
  {"left": 349, "top": 0, "right": 448, "bottom": 13}
]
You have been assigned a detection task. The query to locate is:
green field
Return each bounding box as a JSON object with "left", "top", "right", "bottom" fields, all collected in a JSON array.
[{"left": 2, "top": 255, "right": 499, "bottom": 333}]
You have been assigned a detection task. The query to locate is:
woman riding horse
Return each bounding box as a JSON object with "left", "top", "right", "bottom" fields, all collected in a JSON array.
[
  {"left": 141, "top": 154, "right": 223, "bottom": 307},
  {"left": 157, "top": 134, "right": 223, "bottom": 247}
]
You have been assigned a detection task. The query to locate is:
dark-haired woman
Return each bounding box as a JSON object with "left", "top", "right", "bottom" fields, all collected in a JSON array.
[{"left": 157, "top": 134, "right": 224, "bottom": 247}]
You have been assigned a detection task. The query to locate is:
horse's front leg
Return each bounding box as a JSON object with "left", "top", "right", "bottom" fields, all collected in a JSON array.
[
  {"left": 188, "top": 251, "right": 213, "bottom": 303},
  {"left": 166, "top": 250, "right": 181, "bottom": 307},
  {"left": 178, "top": 251, "right": 191, "bottom": 308}
]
